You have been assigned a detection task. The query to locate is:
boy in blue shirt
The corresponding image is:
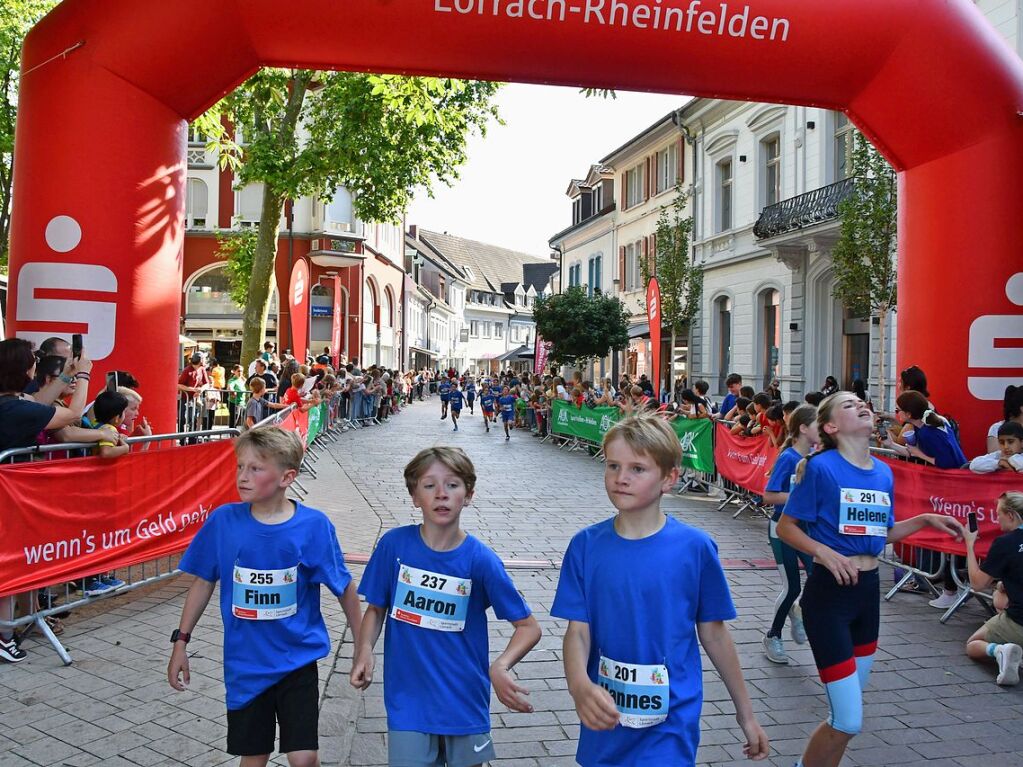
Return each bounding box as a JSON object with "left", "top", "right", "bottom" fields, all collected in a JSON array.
[
  {"left": 351, "top": 447, "right": 541, "bottom": 766},
  {"left": 464, "top": 377, "right": 476, "bottom": 414},
  {"left": 438, "top": 376, "right": 452, "bottom": 420},
  {"left": 168, "top": 427, "right": 362, "bottom": 766},
  {"left": 479, "top": 383, "right": 496, "bottom": 433},
  {"left": 448, "top": 380, "right": 465, "bottom": 432},
  {"left": 497, "top": 385, "right": 516, "bottom": 441},
  {"left": 552, "top": 413, "right": 769, "bottom": 767}
]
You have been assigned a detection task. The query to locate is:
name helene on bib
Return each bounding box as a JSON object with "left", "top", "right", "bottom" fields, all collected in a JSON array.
[
  {"left": 839, "top": 487, "right": 891, "bottom": 536},
  {"left": 232, "top": 565, "right": 299, "bottom": 620},
  {"left": 392, "top": 564, "right": 471, "bottom": 632},
  {"left": 598, "top": 656, "right": 669, "bottom": 728}
]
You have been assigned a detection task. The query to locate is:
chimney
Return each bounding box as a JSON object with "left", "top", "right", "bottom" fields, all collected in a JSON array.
[{"left": 408, "top": 224, "right": 418, "bottom": 239}]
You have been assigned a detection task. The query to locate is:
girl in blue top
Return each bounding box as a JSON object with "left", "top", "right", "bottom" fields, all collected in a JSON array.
[
  {"left": 761, "top": 404, "right": 818, "bottom": 665},
  {"left": 778, "top": 392, "right": 963, "bottom": 767},
  {"left": 882, "top": 390, "right": 967, "bottom": 469}
]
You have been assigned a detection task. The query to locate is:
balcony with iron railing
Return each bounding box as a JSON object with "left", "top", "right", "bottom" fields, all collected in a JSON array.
[{"left": 753, "top": 178, "right": 856, "bottom": 240}]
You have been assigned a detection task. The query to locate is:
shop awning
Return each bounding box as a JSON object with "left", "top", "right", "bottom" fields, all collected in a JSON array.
[
  {"left": 628, "top": 322, "right": 650, "bottom": 340},
  {"left": 496, "top": 345, "right": 528, "bottom": 362},
  {"left": 409, "top": 345, "right": 438, "bottom": 357}
]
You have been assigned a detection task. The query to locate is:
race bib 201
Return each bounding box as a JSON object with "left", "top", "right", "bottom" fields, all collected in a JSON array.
[
  {"left": 598, "top": 656, "right": 669, "bottom": 729},
  {"left": 839, "top": 487, "right": 891, "bottom": 536},
  {"left": 232, "top": 565, "right": 298, "bottom": 620},
  {"left": 392, "top": 564, "right": 471, "bottom": 632}
]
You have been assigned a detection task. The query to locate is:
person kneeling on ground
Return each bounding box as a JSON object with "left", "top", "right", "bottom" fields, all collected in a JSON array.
[{"left": 964, "top": 491, "right": 1023, "bottom": 686}]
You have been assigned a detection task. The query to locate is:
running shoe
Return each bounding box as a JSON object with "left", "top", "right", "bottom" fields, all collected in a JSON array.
[
  {"left": 83, "top": 578, "right": 113, "bottom": 597},
  {"left": 995, "top": 643, "right": 1022, "bottom": 686},
  {"left": 763, "top": 634, "right": 789, "bottom": 664},
  {"left": 928, "top": 589, "right": 965, "bottom": 609},
  {"left": 100, "top": 575, "right": 126, "bottom": 589},
  {"left": 453, "top": 426, "right": 458, "bottom": 432},
  {"left": 789, "top": 604, "right": 807, "bottom": 645},
  {"left": 0, "top": 635, "right": 27, "bottom": 663}
]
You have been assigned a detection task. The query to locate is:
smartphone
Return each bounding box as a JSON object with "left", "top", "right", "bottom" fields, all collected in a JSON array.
[
  {"left": 106, "top": 371, "right": 118, "bottom": 392},
  {"left": 967, "top": 512, "right": 978, "bottom": 533},
  {"left": 71, "top": 333, "right": 83, "bottom": 361}
]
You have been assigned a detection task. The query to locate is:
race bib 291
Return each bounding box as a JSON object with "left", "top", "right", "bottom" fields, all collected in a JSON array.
[{"left": 838, "top": 487, "right": 891, "bottom": 536}]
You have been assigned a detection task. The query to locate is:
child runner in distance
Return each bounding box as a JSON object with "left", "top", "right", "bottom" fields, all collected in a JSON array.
[
  {"left": 498, "top": 385, "right": 516, "bottom": 441},
  {"left": 438, "top": 376, "right": 452, "bottom": 421},
  {"left": 448, "top": 381, "right": 465, "bottom": 432},
  {"left": 351, "top": 447, "right": 541, "bottom": 766},
  {"left": 761, "top": 404, "right": 817, "bottom": 665},
  {"left": 168, "top": 427, "right": 362, "bottom": 767},
  {"left": 464, "top": 376, "right": 476, "bottom": 415},
  {"left": 963, "top": 491, "right": 1023, "bottom": 685},
  {"left": 479, "top": 382, "right": 496, "bottom": 433},
  {"left": 777, "top": 393, "right": 962, "bottom": 767},
  {"left": 552, "top": 413, "right": 770, "bottom": 766}
]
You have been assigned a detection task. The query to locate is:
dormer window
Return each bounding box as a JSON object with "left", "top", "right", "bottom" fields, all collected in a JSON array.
[{"left": 464, "top": 266, "right": 475, "bottom": 281}]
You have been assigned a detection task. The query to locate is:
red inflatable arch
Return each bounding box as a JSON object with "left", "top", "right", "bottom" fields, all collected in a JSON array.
[{"left": 9, "top": 0, "right": 1023, "bottom": 450}]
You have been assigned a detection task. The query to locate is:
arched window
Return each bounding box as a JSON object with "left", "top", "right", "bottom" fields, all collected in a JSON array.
[
  {"left": 713, "top": 295, "right": 732, "bottom": 392},
  {"left": 186, "top": 178, "right": 208, "bottom": 229},
  {"left": 363, "top": 279, "right": 378, "bottom": 324},
  {"left": 382, "top": 288, "right": 394, "bottom": 328}
]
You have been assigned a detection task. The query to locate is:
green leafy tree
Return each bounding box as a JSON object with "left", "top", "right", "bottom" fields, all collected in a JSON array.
[
  {"left": 215, "top": 228, "right": 260, "bottom": 307},
  {"left": 641, "top": 184, "right": 703, "bottom": 393},
  {"left": 0, "top": 0, "right": 58, "bottom": 271},
  {"left": 197, "top": 71, "right": 501, "bottom": 364},
  {"left": 831, "top": 134, "right": 897, "bottom": 410},
  {"left": 533, "top": 286, "right": 630, "bottom": 368}
]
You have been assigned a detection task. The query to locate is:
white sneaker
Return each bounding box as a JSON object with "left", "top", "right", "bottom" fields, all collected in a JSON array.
[
  {"left": 763, "top": 634, "right": 789, "bottom": 664},
  {"left": 928, "top": 590, "right": 962, "bottom": 609},
  {"left": 995, "top": 643, "right": 1022, "bottom": 686},
  {"left": 789, "top": 604, "right": 808, "bottom": 645}
]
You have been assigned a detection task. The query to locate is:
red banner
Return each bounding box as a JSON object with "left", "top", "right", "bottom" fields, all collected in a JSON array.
[
  {"left": 0, "top": 441, "right": 239, "bottom": 598},
  {"left": 289, "top": 259, "right": 310, "bottom": 361},
  {"left": 647, "top": 278, "right": 661, "bottom": 400},
  {"left": 882, "top": 457, "right": 1015, "bottom": 558},
  {"left": 534, "top": 335, "right": 550, "bottom": 376},
  {"left": 278, "top": 408, "right": 308, "bottom": 444},
  {"left": 714, "top": 423, "right": 779, "bottom": 496},
  {"left": 331, "top": 275, "right": 343, "bottom": 367}
]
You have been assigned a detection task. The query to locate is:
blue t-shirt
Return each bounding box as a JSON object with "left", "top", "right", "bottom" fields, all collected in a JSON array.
[
  {"left": 358, "top": 525, "right": 531, "bottom": 735},
  {"left": 465, "top": 383, "right": 476, "bottom": 397},
  {"left": 551, "top": 517, "right": 736, "bottom": 767},
  {"left": 783, "top": 450, "right": 894, "bottom": 557},
  {"left": 448, "top": 389, "right": 465, "bottom": 410},
  {"left": 498, "top": 394, "right": 516, "bottom": 414},
  {"left": 179, "top": 502, "right": 352, "bottom": 709},
  {"left": 720, "top": 393, "right": 737, "bottom": 416},
  {"left": 765, "top": 447, "right": 803, "bottom": 522},
  {"left": 438, "top": 382, "right": 451, "bottom": 401},
  {"left": 914, "top": 425, "right": 967, "bottom": 469},
  {"left": 479, "top": 393, "right": 496, "bottom": 411}
]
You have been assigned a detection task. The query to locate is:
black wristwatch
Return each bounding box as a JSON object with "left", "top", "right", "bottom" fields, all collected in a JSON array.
[{"left": 170, "top": 629, "right": 191, "bottom": 644}]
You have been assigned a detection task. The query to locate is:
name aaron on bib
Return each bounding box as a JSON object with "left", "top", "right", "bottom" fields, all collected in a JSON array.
[
  {"left": 232, "top": 565, "right": 299, "bottom": 620},
  {"left": 598, "top": 656, "right": 669, "bottom": 728},
  {"left": 838, "top": 488, "right": 892, "bottom": 536},
  {"left": 392, "top": 564, "right": 471, "bottom": 631}
]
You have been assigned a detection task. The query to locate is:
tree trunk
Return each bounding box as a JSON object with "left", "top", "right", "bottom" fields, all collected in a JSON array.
[
  {"left": 876, "top": 305, "right": 887, "bottom": 412},
  {"left": 669, "top": 327, "right": 677, "bottom": 401},
  {"left": 240, "top": 187, "right": 286, "bottom": 367}
]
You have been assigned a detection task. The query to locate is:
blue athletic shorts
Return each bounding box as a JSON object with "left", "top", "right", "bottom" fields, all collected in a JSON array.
[{"left": 388, "top": 730, "right": 496, "bottom": 767}]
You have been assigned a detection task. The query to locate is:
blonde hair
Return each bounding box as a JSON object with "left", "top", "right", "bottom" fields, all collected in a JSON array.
[
  {"left": 117, "top": 386, "right": 141, "bottom": 404},
  {"left": 794, "top": 392, "right": 849, "bottom": 483},
  {"left": 999, "top": 492, "right": 1023, "bottom": 521},
  {"left": 236, "top": 426, "right": 303, "bottom": 472},
  {"left": 602, "top": 412, "right": 682, "bottom": 476},
  {"left": 404, "top": 446, "right": 477, "bottom": 495}
]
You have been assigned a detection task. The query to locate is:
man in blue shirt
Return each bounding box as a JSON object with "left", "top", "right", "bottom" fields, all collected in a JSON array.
[{"left": 717, "top": 373, "right": 742, "bottom": 421}]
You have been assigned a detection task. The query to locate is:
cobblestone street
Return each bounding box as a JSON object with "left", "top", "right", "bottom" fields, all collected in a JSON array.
[{"left": 3, "top": 398, "right": 1022, "bottom": 767}]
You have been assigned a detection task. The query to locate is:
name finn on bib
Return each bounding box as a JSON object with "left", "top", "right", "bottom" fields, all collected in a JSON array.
[{"left": 232, "top": 565, "right": 299, "bottom": 620}]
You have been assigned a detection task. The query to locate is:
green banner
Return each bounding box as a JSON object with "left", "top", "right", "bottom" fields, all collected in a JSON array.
[
  {"left": 552, "top": 400, "right": 714, "bottom": 473},
  {"left": 306, "top": 402, "right": 326, "bottom": 447},
  {"left": 551, "top": 400, "right": 618, "bottom": 444},
  {"left": 670, "top": 417, "right": 715, "bottom": 474}
]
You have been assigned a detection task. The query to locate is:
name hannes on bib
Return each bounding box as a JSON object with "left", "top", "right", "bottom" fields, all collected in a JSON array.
[
  {"left": 392, "top": 564, "right": 471, "bottom": 632},
  {"left": 839, "top": 487, "right": 891, "bottom": 537},
  {"left": 232, "top": 565, "right": 299, "bottom": 620},
  {"left": 598, "top": 656, "right": 669, "bottom": 729}
]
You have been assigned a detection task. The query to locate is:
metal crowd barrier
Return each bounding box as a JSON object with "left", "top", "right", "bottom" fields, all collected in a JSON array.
[{"left": 0, "top": 428, "right": 239, "bottom": 665}]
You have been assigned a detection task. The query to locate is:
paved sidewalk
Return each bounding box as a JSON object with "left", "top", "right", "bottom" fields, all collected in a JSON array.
[{"left": 2, "top": 398, "right": 1022, "bottom": 767}]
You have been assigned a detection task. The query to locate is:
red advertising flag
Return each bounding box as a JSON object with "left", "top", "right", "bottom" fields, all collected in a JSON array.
[
  {"left": 289, "top": 259, "right": 310, "bottom": 360},
  {"left": 0, "top": 441, "right": 239, "bottom": 598},
  {"left": 713, "top": 422, "right": 779, "bottom": 496},
  {"left": 331, "top": 275, "right": 343, "bottom": 367},
  {"left": 881, "top": 457, "right": 1013, "bottom": 557},
  {"left": 647, "top": 277, "right": 661, "bottom": 399},
  {"left": 534, "top": 335, "right": 550, "bottom": 375}
]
